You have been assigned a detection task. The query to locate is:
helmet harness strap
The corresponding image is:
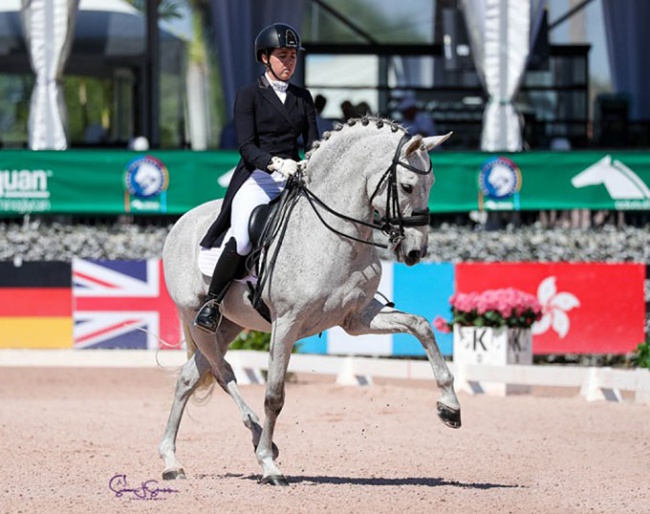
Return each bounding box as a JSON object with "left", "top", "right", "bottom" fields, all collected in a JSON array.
[{"left": 264, "top": 50, "right": 289, "bottom": 84}]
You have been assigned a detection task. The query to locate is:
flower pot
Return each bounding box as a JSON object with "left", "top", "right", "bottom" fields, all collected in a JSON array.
[{"left": 453, "top": 325, "right": 532, "bottom": 395}]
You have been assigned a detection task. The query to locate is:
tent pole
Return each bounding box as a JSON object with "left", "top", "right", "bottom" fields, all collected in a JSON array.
[{"left": 145, "top": 0, "right": 160, "bottom": 148}]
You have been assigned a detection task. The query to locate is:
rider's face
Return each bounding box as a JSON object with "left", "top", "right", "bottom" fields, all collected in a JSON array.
[{"left": 264, "top": 48, "right": 297, "bottom": 81}]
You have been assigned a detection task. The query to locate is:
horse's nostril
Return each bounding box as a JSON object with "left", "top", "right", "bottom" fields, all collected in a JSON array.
[{"left": 407, "top": 250, "right": 421, "bottom": 264}]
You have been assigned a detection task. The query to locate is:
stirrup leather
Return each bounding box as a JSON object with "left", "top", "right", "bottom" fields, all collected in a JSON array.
[{"left": 193, "top": 297, "right": 220, "bottom": 334}]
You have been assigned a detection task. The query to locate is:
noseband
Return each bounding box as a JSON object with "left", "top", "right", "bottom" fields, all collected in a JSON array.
[{"left": 369, "top": 133, "right": 433, "bottom": 247}]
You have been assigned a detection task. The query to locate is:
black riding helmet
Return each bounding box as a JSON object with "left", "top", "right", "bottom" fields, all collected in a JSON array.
[{"left": 255, "top": 23, "right": 304, "bottom": 63}]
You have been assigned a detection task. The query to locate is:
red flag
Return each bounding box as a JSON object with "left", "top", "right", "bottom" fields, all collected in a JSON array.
[{"left": 455, "top": 263, "right": 645, "bottom": 354}]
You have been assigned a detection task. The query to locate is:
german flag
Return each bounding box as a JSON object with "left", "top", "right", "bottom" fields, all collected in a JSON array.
[{"left": 0, "top": 261, "right": 73, "bottom": 348}]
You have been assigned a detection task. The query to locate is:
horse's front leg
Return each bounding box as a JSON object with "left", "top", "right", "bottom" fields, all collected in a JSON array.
[
  {"left": 255, "top": 321, "right": 295, "bottom": 486},
  {"left": 344, "top": 299, "right": 461, "bottom": 428}
]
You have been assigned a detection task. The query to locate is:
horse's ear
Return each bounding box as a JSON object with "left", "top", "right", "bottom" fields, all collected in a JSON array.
[
  {"left": 422, "top": 132, "right": 453, "bottom": 151},
  {"left": 402, "top": 134, "right": 424, "bottom": 158}
]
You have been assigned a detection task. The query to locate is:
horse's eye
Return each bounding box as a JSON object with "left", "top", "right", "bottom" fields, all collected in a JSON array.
[{"left": 401, "top": 184, "right": 413, "bottom": 194}]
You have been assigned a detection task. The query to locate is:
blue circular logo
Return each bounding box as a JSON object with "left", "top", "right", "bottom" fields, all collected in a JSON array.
[
  {"left": 478, "top": 157, "right": 522, "bottom": 199},
  {"left": 124, "top": 156, "right": 169, "bottom": 198}
]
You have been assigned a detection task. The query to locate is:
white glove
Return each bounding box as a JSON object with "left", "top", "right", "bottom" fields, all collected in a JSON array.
[{"left": 269, "top": 157, "right": 298, "bottom": 178}]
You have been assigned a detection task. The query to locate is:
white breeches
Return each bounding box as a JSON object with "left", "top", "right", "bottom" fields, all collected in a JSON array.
[{"left": 230, "top": 169, "right": 286, "bottom": 255}]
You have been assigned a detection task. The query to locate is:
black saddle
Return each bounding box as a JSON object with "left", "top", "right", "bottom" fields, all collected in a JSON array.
[{"left": 248, "top": 195, "right": 282, "bottom": 249}]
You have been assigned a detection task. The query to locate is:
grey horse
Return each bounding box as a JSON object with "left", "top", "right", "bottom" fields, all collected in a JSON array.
[{"left": 159, "top": 117, "right": 461, "bottom": 485}]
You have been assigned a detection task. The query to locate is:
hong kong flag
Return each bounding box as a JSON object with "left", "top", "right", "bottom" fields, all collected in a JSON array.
[{"left": 455, "top": 262, "right": 646, "bottom": 354}]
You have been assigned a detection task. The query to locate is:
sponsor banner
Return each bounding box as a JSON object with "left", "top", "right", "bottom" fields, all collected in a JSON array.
[
  {"left": 455, "top": 262, "right": 646, "bottom": 354},
  {"left": 430, "top": 151, "right": 650, "bottom": 212},
  {"left": 298, "top": 262, "right": 455, "bottom": 357},
  {"left": 1, "top": 150, "right": 650, "bottom": 215},
  {"left": 72, "top": 259, "right": 182, "bottom": 350},
  {"left": 0, "top": 261, "right": 72, "bottom": 348},
  {"left": 0, "top": 150, "right": 237, "bottom": 215}
]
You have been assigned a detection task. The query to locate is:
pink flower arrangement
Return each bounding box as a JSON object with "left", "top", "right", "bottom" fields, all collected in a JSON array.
[{"left": 433, "top": 288, "right": 543, "bottom": 333}]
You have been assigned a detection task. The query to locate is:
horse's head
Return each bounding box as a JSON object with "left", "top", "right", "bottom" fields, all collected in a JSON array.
[
  {"left": 302, "top": 118, "right": 451, "bottom": 265},
  {"left": 369, "top": 131, "right": 452, "bottom": 265},
  {"left": 571, "top": 156, "right": 612, "bottom": 188}
]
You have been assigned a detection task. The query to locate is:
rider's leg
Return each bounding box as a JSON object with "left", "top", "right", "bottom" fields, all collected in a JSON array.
[
  {"left": 194, "top": 170, "right": 284, "bottom": 334},
  {"left": 193, "top": 236, "right": 245, "bottom": 333}
]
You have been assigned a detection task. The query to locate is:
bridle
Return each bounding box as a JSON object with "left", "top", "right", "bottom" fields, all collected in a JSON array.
[
  {"left": 298, "top": 132, "right": 433, "bottom": 250},
  {"left": 369, "top": 133, "right": 433, "bottom": 247}
]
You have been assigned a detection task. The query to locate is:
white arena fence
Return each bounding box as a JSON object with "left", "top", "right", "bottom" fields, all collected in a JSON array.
[{"left": 1, "top": 349, "right": 648, "bottom": 405}]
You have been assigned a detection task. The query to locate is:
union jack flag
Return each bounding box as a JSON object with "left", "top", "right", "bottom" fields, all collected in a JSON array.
[{"left": 72, "top": 259, "right": 182, "bottom": 349}]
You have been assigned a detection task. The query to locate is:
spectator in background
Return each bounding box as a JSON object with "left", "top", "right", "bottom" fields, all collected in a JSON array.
[
  {"left": 84, "top": 122, "right": 107, "bottom": 145},
  {"left": 314, "top": 94, "right": 334, "bottom": 134},
  {"left": 128, "top": 136, "right": 149, "bottom": 151},
  {"left": 398, "top": 96, "right": 436, "bottom": 137},
  {"left": 356, "top": 101, "right": 371, "bottom": 117},
  {"left": 340, "top": 100, "right": 357, "bottom": 121}
]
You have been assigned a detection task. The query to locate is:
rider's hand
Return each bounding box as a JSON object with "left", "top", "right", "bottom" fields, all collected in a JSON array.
[
  {"left": 269, "top": 157, "right": 298, "bottom": 178},
  {"left": 297, "top": 159, "right": 308, "bottom": 173}
]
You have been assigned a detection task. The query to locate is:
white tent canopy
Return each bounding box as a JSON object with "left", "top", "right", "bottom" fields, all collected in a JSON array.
[
  {"left": 461, "top": 0, "right": 546, "bottom": 152},
  {"left": 21, "top": 0, "right": 79, "bottom": 150},
  {"left": 0, "top": 0, "right": 186, "bottom": 149}
]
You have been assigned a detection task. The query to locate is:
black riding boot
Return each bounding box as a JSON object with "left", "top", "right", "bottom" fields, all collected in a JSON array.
[{"left": 194, "top": 238, "right": 246, "bottom": 333}]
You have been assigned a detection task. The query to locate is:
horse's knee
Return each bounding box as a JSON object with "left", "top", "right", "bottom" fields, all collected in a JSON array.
[
  {"left": 410, "top": 316, "right": 435, "bottom": 344},
  {"left": 264, "top": 389, "right": 285, "bottom": 416}
]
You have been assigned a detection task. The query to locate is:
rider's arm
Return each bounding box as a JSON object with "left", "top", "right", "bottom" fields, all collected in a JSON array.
[{"left": 234, "top": 85, "right": 274, "bottom": 172}]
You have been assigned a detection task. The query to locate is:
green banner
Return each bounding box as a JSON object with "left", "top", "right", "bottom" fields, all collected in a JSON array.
[
  {"left": 1, "top": 149, "right": 649, "bottom": 215},
  {"left": 0, "top": 150, "right": 238, "bottom": 215},
  {"left": 429, "top": 151, "right": 650, "bottom": 212}
]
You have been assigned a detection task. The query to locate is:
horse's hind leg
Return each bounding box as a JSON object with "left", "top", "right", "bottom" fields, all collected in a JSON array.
[
  {"left": 159, "top": 349, "right": 211, "bottom": 480},
  {"left": 344, "top": 299, "right": 461, "bottom": 429}
]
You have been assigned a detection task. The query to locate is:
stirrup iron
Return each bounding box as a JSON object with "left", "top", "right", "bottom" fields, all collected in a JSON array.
[{"left": 193, "top": 297, "right": 220, "bottom": 334}]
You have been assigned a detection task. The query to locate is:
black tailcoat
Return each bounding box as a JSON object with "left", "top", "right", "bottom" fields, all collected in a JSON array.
[{"left": 200, "top": 75, "right": 319, "bottom": 248}]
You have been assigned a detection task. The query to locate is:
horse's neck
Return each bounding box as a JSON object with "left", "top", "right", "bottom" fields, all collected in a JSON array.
[
  {"left": 306, "top": 150, "right": 376, "bottom": 231},
  {"left": 295, "top": 176, "right": 376, "bottom": 251}
]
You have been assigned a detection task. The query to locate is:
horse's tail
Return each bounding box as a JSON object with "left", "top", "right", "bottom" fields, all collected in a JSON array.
[{"left": 182, "top": 322, "right": 215, "bottom": 392}]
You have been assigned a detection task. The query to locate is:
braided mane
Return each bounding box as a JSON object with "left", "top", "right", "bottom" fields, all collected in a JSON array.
[{"left": 305, "top": 115, "right": 407, "bottom": 161}]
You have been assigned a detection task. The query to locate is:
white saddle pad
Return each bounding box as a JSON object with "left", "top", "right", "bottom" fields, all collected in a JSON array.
[{"left": 198, "top": 241, "right": 257, "bottom": 284}]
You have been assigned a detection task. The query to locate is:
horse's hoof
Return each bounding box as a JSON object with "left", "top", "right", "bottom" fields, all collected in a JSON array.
[
  {"left": 162, "top": 468, "right": 186, "bottom": 480},
  {"left": 436, "top": 402, "right": 462, "bottom": 429},
  {"left": 261, "top": 474, "right": 289, "bottom": 486}
]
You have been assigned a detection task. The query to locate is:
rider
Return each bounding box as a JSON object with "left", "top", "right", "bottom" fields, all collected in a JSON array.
[{"left": 194, "top": 23, "right": 319, "bottom": 333}]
